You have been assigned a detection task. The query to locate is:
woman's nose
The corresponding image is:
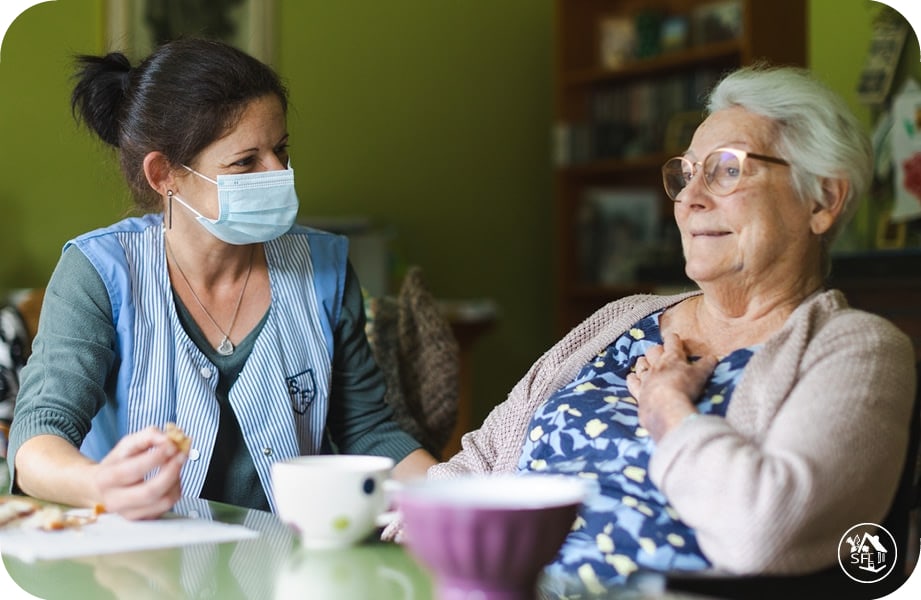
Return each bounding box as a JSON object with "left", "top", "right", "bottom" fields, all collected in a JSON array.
[{"left": 677, "top": 172, "right": 714, "bottom": 207}]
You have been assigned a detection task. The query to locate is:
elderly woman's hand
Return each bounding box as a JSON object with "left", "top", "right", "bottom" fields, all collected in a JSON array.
[{"left": 626, "top": 333, "right": 717, "bottom": 441}]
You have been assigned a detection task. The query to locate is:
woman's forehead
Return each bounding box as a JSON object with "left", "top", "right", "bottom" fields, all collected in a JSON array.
[{"left": 688, "top": 107, "right": 775, "bottom": 157}]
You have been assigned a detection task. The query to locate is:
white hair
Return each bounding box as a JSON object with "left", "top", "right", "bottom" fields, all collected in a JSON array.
[{"left": 706, "top": 64, "right": 873, "bottom": 246}]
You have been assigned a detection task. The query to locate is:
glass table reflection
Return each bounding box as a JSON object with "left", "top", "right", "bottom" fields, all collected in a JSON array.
[
  {"left": 2, "top": 498, "right": 706, "bottom": 600},
  {"left": 3, "top": 498, "right": 431, "bottom": 600}
]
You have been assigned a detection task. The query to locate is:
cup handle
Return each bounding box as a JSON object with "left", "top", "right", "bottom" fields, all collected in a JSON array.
[{"left": 383, "top": 479, "right": 404, "bottom": 494}]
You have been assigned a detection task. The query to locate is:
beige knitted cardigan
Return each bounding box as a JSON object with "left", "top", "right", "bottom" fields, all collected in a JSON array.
[{"left": 427, "top": 290, "right": 917, "bottom": 575}]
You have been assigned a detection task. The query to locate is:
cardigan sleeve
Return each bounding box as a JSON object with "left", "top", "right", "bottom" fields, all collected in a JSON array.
[{"left": 649, "top": 307, "right": 916, "bottom": 574}]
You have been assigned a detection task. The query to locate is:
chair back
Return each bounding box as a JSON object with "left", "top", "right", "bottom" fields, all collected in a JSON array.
[
  {"left": 364, "top": 267, "right": 460, "bottom": 459},
  {"left": 880, "top": 361, "right": 921, "bottom": 582}
]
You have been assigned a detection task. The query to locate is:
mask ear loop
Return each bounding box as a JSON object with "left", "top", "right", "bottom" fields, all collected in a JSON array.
[{"left": 167, "top": 190, "right": 174, "bottom": 229}]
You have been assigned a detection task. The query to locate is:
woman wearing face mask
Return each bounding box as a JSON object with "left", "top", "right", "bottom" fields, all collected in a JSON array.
[{"left": 7, "top": 38, "right": 436, "bottom": 519}]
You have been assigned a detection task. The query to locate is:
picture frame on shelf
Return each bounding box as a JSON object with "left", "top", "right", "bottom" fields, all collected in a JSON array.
[
  {"left": 106, "top": 0, "right": 276, "bottom": 64},
  {"left": 690, "top": 0, "right": 742, "bottom": 46},
  {"left": 660, "top": 15, "right": 690, "bottom": 53},
  {"left": 598, "top": 15, "right": 636, "bottom": 69},
  {"left": 577, "top": 187, "right": 660, "bottom": 285}
]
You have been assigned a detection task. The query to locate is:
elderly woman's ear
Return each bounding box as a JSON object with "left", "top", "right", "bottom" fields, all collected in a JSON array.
[{"left": 810, "top": 177, "right": 849, "bottom": 235}]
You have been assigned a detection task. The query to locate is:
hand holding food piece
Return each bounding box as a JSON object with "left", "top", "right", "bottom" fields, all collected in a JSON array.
[{"left": 164, "top": 423, "right": 191, "bottom": 454}]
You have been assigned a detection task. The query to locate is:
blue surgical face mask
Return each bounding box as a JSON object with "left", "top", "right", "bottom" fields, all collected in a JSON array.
[{"left": 171, "top": 163, "right": 299, "bottom": 244}]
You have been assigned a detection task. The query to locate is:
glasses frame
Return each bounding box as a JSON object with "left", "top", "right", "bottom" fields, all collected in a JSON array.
[{"left": 661, "top": 147, "right": 790, "bottom": 201}]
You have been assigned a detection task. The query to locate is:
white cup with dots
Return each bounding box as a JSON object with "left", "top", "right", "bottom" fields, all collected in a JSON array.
[{"left": 272, "top": 454, "right": 396, "bottom": 549}]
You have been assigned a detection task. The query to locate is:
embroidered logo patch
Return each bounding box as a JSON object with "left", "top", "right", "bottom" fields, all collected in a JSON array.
[{"left": 286, "top": 369, "right": 317, "bottom": 414}]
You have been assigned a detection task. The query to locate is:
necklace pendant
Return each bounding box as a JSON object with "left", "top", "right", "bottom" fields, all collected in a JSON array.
[{"left": 217, "top": 337, "right": 234, "bottom": 356}]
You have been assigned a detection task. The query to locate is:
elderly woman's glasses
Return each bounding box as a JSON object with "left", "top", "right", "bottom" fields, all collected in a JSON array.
[{"left": 661, "top": 148, "right": 790, "bottom": 201}]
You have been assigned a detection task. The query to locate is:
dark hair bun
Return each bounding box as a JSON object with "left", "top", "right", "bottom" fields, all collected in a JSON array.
[{"left": 70, "top": 52, "right": 133, "bottom": 147}]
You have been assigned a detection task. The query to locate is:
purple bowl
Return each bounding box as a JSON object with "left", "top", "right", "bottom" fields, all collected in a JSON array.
[{"left": 396, "top": 474, "right": 588, "bottom": 600}]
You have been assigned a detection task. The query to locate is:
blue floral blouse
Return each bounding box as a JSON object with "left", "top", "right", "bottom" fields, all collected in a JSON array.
[{"left": 518, "top": 309, "right": 757, "bottom": 589}]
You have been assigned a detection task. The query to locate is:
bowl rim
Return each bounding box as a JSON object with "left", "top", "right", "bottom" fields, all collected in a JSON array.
[
  {"left": 272, "top": 454, "right": 395, "bottom": 473},
  {"left": 396, "top": 473, "right": 591, "bottom": 509}
]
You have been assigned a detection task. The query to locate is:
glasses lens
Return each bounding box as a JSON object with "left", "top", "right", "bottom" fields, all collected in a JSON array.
[
  {"left": 662, "top": 158, "right": 692, "bottom": 200},
  {"left": 704, "top": 150, "right": 742, "bottom": 195}
]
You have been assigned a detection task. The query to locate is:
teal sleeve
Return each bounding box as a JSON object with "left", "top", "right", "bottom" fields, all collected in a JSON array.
[
  {"left": 8, "top": 246, "right": 116, "bottom": 491},
  {"left": 325, "top": 263, "right": 422, "bottom": 460}
]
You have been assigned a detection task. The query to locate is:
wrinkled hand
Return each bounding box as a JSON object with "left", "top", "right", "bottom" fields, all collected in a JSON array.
[
  {"left": 380, "top": 514, "right": 406, "bottom": 544},
  {"left": 92, "top": 426, "right": 187, "bottom": 520},
  {"left": 626, "top": 333, "right": 717, "bottom": 441}
]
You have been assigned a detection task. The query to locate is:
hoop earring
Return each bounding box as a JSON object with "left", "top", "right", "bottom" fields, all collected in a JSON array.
[{"left": 167, "top": 190, "right": 173, "bottom": 230}]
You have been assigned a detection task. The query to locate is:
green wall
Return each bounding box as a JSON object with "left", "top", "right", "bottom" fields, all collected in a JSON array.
[
  {"left": 274, "top": 2, "right": 555, "bottom": 426},
  {"left": 1, "top": 0, "right": 125, "bottom": 287},
  {"left": 810, "top": 0, "right": 921, "bottom": 249},
  {"left": 0, "top": 0, "right": 554, "bottom": 426},
  {"left": 1, "top": 1, "right": 916, "bottom": 427}
]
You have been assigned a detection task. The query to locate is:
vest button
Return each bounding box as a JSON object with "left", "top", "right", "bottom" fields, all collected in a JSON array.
[
  {"left": 262, "top": 447, "right": 273, "bottom": 456},
  {"left": 188, "top": 448, "right": 200, "bottom": 461},
  {"left": 200, "top": 367, "right": 212, "bottom": 379}
]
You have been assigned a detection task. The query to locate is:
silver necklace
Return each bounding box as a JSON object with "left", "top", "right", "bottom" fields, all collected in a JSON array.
[{"left": 166, "top": 239, "right": 254, "bottom": 356}]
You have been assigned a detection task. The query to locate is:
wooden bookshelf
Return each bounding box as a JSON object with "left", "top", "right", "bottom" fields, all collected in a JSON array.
[{"left": 552, "top": 0, "right": 806, "bottom": 334}]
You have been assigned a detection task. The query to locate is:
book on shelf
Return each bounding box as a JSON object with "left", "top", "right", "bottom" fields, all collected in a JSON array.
[{"left": 559, "top": 67, "right": 720, "bottom": 164}]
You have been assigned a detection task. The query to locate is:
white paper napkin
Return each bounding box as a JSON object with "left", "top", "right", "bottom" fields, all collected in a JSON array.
[{"left": 0, "top": 511, "right": 258, "bottom": 563}]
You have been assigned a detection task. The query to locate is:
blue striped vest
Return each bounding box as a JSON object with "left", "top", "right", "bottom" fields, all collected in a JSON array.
[{"left": 66, "top": 213, "right": 348, "bottom": 510}]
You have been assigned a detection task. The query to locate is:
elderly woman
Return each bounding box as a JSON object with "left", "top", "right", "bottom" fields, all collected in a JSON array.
[{"left": 420, "top": 65, "right": 917, "bottom": 586}]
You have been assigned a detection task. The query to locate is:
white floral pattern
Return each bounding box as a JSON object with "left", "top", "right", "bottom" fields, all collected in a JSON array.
[{"left": 520, "top": 309, "right": 757, "bottom": 589}]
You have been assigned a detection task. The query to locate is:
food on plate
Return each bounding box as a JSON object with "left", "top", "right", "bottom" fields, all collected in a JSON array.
[
  {"left": 0, "top": 496, "right": 101, "bottom": 531},
  {"left": 18, "top": 506, "right": 67, "bottom": 530},
  {"left": 0, "top": 496, "right": 39, "bottom": 527},
  {"left": 165, "top": 422, "right": 191, "bottom": 453}
]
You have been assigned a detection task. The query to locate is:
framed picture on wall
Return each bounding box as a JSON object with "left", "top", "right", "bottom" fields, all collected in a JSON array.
[
  {"left": 106, "top": 0, "right": 276, "bottom": 64},
  {"left": 856, "top": 16, "right": 908, "bottom": 105}
]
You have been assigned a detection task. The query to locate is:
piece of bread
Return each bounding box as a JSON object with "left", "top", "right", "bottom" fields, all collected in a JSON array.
[
  {"left": 18, "top": 506, "right": 66, "bottom": 530},
  {"left": 165, "top": 422, "right": 191, "bottom": 453},
  {"left": 1, "top": 499, "right": 101, "bottom": 531},
  {"left": 0, "top": 496, "right": 39, "bottom": 527}
]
